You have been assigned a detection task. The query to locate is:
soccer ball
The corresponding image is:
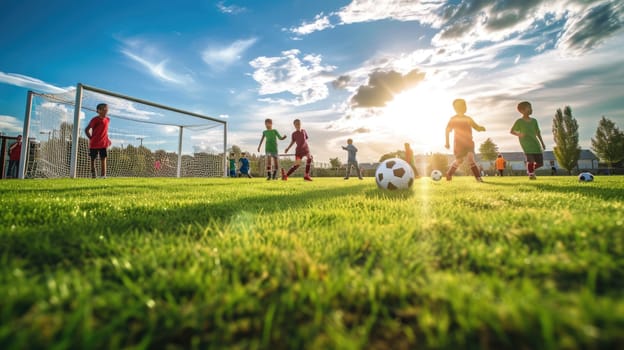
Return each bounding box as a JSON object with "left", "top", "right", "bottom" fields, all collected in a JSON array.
[
  {"left": 578, "top": 172, "right": 594, "bottom": 182},
  {"left": 431, "top": 169, "right": 443, "bottom": 181},
  {"left": 375, "top": 158, "right": 415, "bottom": 190}
]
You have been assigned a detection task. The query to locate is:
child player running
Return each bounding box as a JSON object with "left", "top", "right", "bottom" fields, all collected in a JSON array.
[
  {"left": 257, "top": 118, "right": 286, "bottom": 180},
  {"left": 510, "top": 101, "right": 546, "bottom": 180},
  {"left": 342, "top": 138, "right": 363, "bottom": 180},
  {"left": 282, "top": 119, "right": 313, "bottom": 181},
  {"left": 444, "top": 98, "right": 486, "bottom": 182},
  {"left": 238, "top": 152, "right": 252, "bottom": 178}
]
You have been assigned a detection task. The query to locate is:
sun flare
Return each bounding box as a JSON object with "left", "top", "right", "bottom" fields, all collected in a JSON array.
[{"left": 384, "top": 84, "right": 453, "bottom": 154}]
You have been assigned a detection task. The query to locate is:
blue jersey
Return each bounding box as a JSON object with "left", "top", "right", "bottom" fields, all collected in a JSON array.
[{"left": 239, "top": 157, "right": 250, "bottom": 169}]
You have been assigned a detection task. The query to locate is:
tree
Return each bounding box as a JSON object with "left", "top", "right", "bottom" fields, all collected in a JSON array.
[
  {"left": 229, "top": 145, "right": 242, "bottom": 156},
  {"left": 552, "top": 106, "right": 581, "bottom": 174},
  {"left": 329, "top": 157, "right": 342, "bottom": 168},
  {"left": 379, "top": 150, "right": 403, "bottom": 162},
  {"left": 427, "top": 153, "right": 449, "bottom": 174},
  {"left": 591, "top": 116, "right": 624, "bottom": 170},
  {"left": 479, "top": 138, "right": 499, "bottom": 161}
]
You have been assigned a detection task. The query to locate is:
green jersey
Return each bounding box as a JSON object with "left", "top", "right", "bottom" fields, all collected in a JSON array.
[
  {"left": 229, "top": 158, "right": 236, "bottom": 170},
  {"left": 262, "top": 129, "right": 283, "bottom": 153},
  {"left": 511, "top": 117, "right": 542, "bottom": 154}
]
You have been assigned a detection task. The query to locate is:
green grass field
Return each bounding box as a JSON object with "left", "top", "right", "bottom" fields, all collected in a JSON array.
[{"left": 1, "top": 176, "right": 623, "bottom": 349}]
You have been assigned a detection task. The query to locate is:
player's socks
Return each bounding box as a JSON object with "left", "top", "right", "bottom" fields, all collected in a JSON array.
[
  {"left": 272, "top": 170, "right": 277, "bottom": 180},
  {"left": 527, "top": 162, "right": 535, "bottom": 174},
  {"left": 446, "top": 165, "right": 457, "bottom": 181},
  {"left": 305, "top": 158, "right": 311, "bottom": 174},
  {"left": 266, "top": 170, "right": 271, "bottom": 180},
  {"left": 287, "top": 164, "right": 300, "bottom": 176},
  {"left": 470, "top": 164, "right": 481, "bottom": 178},
  {"left": 281, "top": 168, "right": 287, "bottom": 180}
]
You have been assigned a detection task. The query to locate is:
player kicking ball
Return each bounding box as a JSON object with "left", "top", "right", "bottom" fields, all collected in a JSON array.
[
  {"left": 444, "top": 98, "right": 486, "bottom": 182},
  {"left": 282, "top": 119, "right": 313, "bottom": 181}
]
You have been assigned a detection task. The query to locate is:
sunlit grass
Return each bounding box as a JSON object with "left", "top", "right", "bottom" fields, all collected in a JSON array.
[{"left": 0, "top": 176, "right": 623, "bottom": 349}]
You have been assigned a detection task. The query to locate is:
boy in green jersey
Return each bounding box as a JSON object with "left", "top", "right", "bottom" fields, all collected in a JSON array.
[
  {"left": 510, "top": 101, "right": 546, "bottom": 180},
  {"left": 257, "top": 118, "right": 286, "bottom": 180}
]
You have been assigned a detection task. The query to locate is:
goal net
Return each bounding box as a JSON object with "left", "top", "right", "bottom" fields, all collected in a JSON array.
[{"left": 21, "top": 84, "right": 227, "bottom": 178}]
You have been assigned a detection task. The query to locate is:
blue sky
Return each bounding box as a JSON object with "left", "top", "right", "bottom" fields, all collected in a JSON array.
[{"left": 1, "top": 0, "right": 623, "bottom": 162}]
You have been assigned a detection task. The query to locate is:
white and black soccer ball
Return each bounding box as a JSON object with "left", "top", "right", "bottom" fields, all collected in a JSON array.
[
  {"left": 578, "top": 172, "right": 594, "bottom": 182},
  {"left": 375, "top": 158, "right": 415, "bottom": 190},
  {"left": 431, "top": 169, "right": 443, "bottom": 181}
]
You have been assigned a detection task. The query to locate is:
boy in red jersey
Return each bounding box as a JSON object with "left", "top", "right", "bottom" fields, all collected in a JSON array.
[
  {"left": 84, "top": 103, "right": 111, "bottom": 178},
  {"left": 282, "top": 119, "right": 313, "bottom": 181},
  {"left": 444, "top": 99, "right": 486, "bottom": 182},
  {"left": 6, "top": 135, "right": 22, "bottom": 178}
]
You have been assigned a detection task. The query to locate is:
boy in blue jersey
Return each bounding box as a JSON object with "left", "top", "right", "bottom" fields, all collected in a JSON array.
[
  {"left": 342, "top": 139, "right": 363, "bottom": 180},
  {"left": 238, "top": 152, "right": 252, "bottom": 178}
]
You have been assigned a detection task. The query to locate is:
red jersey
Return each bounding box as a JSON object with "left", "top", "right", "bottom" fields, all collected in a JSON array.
[
  {"left": 86, "top": 116, "right": 111, "bottom": 149},
  {"left": 446, "top": 115, "right": 479, "bottom": 149},
  {"left": 291, "top": 129, "right": 310, "bottom": 155},
  {"left": 9, "top": 141, "right": 22, "bottom": 160}
]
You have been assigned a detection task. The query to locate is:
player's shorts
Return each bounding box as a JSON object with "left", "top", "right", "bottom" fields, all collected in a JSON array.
[
  {"left": 525, "top": 153, "right": 543, "bottom": 165},
  {"left": 265, "top": 151, "right": 278, "bottom": 157},
  {"left": 453, "top": 141, "right": 474, "bottom": 159},
  {"left": 229, "top": 169, "right": 236, "bottom": 177},
  {"left": 295, "top": 149, "right": 312, "bottom": 161},
  {"left": 89, "top": 148, "right": 107, "bottom": 159},
  {"left": 240, "top": 167, "right": 250, "bottom": 174}
]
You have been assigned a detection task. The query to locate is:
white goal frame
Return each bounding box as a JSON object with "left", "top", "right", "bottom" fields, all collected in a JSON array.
[{"left": 18, "top": 83, "right": 227, "bottom": 179}]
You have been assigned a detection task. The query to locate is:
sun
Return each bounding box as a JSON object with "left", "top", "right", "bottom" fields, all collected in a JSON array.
[{"left": 383, "top": 83, "right": 453, "bottom": 154}]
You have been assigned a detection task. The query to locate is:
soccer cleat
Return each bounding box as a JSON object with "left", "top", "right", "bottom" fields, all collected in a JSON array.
[
  {"left": 266, "top": 175, "right": 271, "bottom": 180},
  {"left": 304, "top": 175, "right": 313, "bottom": 181},
  {"left": 445, "top": 173, "right": 452, "bottom": 181},
  {"left": 344, "top": 177, "right": 349, "bottom": 180},
  {"left": 281, "top": 168, "right": 287, "bottom": 181},
  {"left": 476, "top": 177, "right": 483, "bottom": 182},
  {"left": 91, "top": 172, "right": 97, "bottom": 179},
  {"left": 529, "top": 173, "right": 537, "bottom": 180}
]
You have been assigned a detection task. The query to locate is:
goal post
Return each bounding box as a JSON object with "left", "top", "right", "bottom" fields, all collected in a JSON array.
[{"left": 20, "top": 83, "right": 227, "bottom": 179}]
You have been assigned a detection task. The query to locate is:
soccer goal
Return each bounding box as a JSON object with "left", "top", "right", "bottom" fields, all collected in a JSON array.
[{"left": 19, "top": 83, "right": 227, "bottom": 179}]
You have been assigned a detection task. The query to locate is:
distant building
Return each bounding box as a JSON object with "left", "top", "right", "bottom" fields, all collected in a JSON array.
[{"left": 477, "top": 150, "right": 599, "bottom": 174}]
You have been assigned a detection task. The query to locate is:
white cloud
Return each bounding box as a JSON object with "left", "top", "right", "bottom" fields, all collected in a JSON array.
[
  {"left": 122, "top": 50, "right": 194, "bottom": 85},
  {"left": 120, "top": 39, "right": 194, "bottom": 85},
  {"left": 290, "top": 0, "right": 443, "bottom": 36},
  {"left": 289, "top": 14, "right": 333, "bottom": 35},
  {"left": 249, "top": 49, "right": 336, "bottom": 106},
  {"left": 292, "top": 0, "right": 623, "bottom": 55},
  {"left": 0, "top": 71, "right": 71, "bottom": 93},
  {"left": 0, "top": 115, "right": 23, "bottom": 134},
  {"left": 336, "top": 0, "right": 443, "bottom": 25},
  {"left": 201, "top": 38, "right": 257, "bottom": 70},
  {"left": 216, "top": 1, "right": 246, "bottom": 14}
]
